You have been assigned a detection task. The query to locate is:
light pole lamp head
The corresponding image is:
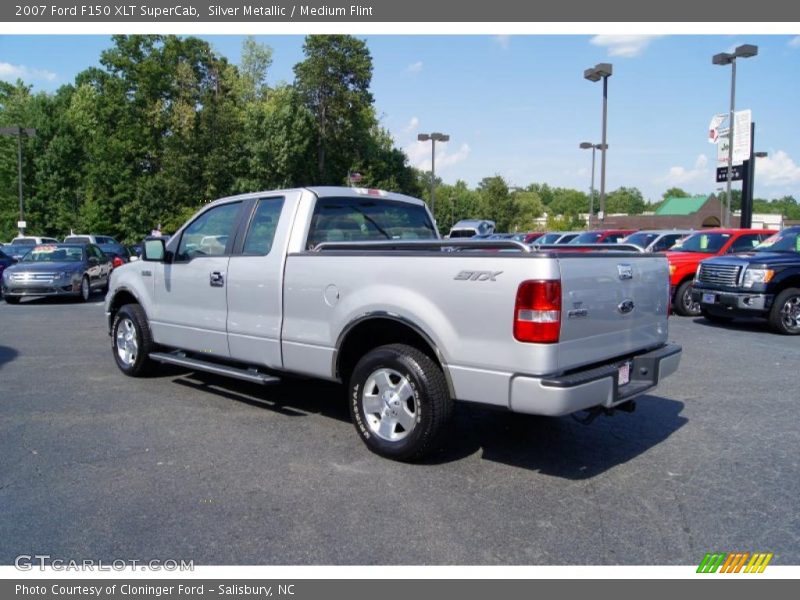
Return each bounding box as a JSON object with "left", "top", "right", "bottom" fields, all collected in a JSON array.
[
  {"left": 754, "top": 151, "right": 768, "bottom": 158},
  {"left": 579, "top": 142, "right": 593, "bottom": 149},
  {"left": 431, "top": 132, "right": 450, "bottom": 142},
  {"left": 735, "top": 44, "right": 758, "bottom": 58},
  {"left": 712, "top": 52, "right": 734, "bottom": 65},
  {"left": 417, "top": 133, "right": 431, "bottom": 142},
  {"left": 583, "top": 68, "right": 601, "bottom": 82},
  {"left": 594, "top": 63, "right": 613, "bottom": 77}
]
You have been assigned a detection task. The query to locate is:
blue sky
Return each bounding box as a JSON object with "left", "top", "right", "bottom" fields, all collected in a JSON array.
[{"left": 1, "top": 34, "right": 799, "bottom": 202}]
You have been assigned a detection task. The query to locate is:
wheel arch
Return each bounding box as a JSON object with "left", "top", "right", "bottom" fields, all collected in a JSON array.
[
  {"left": 107, "top": 287, "right": 142, "bottom": 333},
  {"left": 772, "top": 274, "right": 800, "bottom": 293},
  {"left": 334, "top": 313, "right": 455, "bottom": 398}
]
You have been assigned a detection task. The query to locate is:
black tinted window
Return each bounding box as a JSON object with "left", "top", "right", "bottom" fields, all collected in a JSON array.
[{"left": 307, "top": 197, "right": 436, "bottom": 249}]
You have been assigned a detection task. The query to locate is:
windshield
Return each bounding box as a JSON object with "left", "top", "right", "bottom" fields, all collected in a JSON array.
[
  {"left": 307, "top": 197, "right": 437, "bottom": 248},
  {"left": 624, "top": 232, "right": 659, "bottom": 248},
  {"left": 754, "top": 230, "right": 800, "bottom": 253},
  {"left": 64, "top": 236, "right": 92, "bottom": 243},
  {"left": 671, "top": 232, "right": 731, "bottom": 253},
  {"left": 538, "top": 233, "right": 562, "bottom": 244},
  {"left": 570, "top": 232, "right": 603, "bottom": 244},
  {"left": 21, "top": 245, "right": 84, "bottom": 262}
]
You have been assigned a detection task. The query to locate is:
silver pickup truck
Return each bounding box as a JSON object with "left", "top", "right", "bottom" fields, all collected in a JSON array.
[{"left": 105, "top": 187, "right": 681, "bottom": 461}]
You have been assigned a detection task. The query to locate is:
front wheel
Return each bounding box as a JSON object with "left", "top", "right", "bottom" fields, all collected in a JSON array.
[
  {"left": 349, "top": 343, "right": 453, "bottom": 462},
  {"left": 112, "top": 304, "right": 156, "bottom": 376},
  {"left": 79, "top": 276, "right": 91, "bottom": 302},
  {"left": 769, "top": 288, "right": 800, "bottom": 335},
  {"left": 4, "top": 296, "right": 20, "bottom": 304},
  {"left": 673, "top": 280, "right": 701, "bottom": 317}
]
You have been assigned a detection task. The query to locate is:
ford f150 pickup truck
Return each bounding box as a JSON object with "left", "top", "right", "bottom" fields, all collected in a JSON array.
[
  {"left": 105, "top": 187, "right": 681, "bottom": 461},
  {"left": 692, "top": 226, "right": 800, "bottom": 334},
  {"left": 665, "top": 228, "right": 776, "bottom": 317}
]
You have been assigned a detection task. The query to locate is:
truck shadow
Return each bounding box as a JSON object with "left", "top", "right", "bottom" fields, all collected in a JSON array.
[
  {"left": 691, "top": 317, "right": 773, "bottom": 335},
  {"left": 168, "top": 369, "right": 686, "bottom": 478},
  {"left": 171, "top": 371, "right": 351, "bottom": 423},
  {"left": 0, "top": 345, "right": 19, "bottom": 370},
  {"left": 425, "top": 396, "right": 688, "bottom": 478}
]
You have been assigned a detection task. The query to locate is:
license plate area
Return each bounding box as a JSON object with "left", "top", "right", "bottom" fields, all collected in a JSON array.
[
  {"left": 618, "top": 361, "right": 631, "bottom": 387},
  {"left": 702, "top": 292, "right": 717, "bottom": 304}
]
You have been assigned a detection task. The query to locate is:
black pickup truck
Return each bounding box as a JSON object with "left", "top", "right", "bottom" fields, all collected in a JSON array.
[{"left": 692, "top": 226, "right": 800, "bottom": 334}]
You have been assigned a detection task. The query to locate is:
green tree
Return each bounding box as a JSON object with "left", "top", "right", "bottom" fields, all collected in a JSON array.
[
  {"left": 477, "top": 175, "right": 513, "bottom": 231},
  {"left": 510, "top": 190, "right": 545, "bottom": 231},
  {"left": 294, "top": 35, "right": 374, "bottom": 183},
  {"left": 605, "top": 187, "right": 646, "bottom": 215},
  {"left": 662, "top": 187, "right": 690, "bottom": 200}
]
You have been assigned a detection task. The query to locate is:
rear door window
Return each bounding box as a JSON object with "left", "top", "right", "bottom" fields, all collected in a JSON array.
[{"left": 241, "top": 198, "right": 285, "bottom": 255}]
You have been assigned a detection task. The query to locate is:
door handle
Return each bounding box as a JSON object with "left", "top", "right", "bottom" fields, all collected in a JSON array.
[{"left": 210, "top": 271, "right": 225, "bottom": 287}]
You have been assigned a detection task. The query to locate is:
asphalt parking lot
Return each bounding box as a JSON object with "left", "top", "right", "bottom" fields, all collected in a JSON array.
[{"left": 1, "top": 294, "right": 798, "bottom": 565}]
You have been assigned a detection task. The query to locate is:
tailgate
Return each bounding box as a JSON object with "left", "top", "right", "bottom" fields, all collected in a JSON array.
[{"left": 556, "top": 254, "right": 670, "bottom": 371}]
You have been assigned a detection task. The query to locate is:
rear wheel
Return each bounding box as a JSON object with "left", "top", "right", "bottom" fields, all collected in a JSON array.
[
  {"left": 674, "top": 280, "right": 700, "bottom": 317},
  {"left": 112, "top": 304, "right": 156, "bottom": 376},
  {"left": 4, "top": 296, "right": 20, "bottom": 305},
  {"left": 700, "top": 308, "right": 733, "bottom": 324},
  {"left": 769, "top": 288, "right": 800, "bottom": 335},
  {"left": 349, "top": 343, "right": 453, "bottom": 462}
]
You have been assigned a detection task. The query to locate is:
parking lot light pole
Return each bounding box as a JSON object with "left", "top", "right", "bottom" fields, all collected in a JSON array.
[
  {"left": 1, "top": 125, "right": 36, "bottom": 236},
  {"left": 712, "top": 44, "right": 758, "bottom": 227},
  {"left": 417, "top": 132, "right": 449, "bottom": 218},
  {"left": 584, "top": 63, "right": 612, "bottom": 224},
  {"left": 580, "top": 142, "right": 607, "bottom": 230}
]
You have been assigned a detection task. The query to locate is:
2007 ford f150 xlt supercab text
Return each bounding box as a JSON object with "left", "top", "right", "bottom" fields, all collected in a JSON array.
[{"left": 105, "top": 187, "right": 682, "bottom": 461}]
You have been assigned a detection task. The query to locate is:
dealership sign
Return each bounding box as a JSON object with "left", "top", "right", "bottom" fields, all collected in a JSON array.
[{"left": 714, "top": 109, "right": 752, "bottom": 167}]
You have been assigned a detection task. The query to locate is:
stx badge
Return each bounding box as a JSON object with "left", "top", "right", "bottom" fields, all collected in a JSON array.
[{"left": 454, "top": 271, "right": 503, "bottom": 281}]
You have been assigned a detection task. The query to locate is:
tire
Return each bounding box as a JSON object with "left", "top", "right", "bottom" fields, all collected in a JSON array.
[
  {"left": 4, "top": 296, "right": 20, "bottom": 304},
  {"left": 768, "top": 288, "right": 800, "bottom": 335},
  {"left": 79, "top": 276, "right": 91, "bottom": 302},
  {"left": 673, "top": 280, "right": 700, "bottom": 317},
  {"left": 700, "top": 308, "right": 733, "bottom": 324},
  {"left": 112, "top": 303, "right": 156, "bottom": 376},
  {"left": 349, "top": 343, "right": 453, "bottom": 462}
]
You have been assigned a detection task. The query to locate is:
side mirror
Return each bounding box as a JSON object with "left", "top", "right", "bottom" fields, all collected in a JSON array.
[{"left": 143, "top": 239, "right": 166, "bottom": 262}]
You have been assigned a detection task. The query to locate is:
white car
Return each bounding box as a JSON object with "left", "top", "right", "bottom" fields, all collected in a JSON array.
[{"left": 11, "top": 236, "right": 60, "bottom": 246}]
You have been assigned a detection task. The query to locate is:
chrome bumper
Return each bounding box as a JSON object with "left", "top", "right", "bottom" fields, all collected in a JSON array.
[{"left": 509, "top": 343, "right": 682, "bottom": 416}]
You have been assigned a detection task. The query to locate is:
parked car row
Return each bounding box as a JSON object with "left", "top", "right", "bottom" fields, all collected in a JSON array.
[{"left": 1, "top": 242, "right": 113, "bottom": 303}]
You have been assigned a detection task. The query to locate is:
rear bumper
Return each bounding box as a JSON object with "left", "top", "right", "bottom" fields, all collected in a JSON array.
[
  {"left": 691, "top": 287, "right": 772, "bottom": 314},
  {"left": 509, "top": 343, "right": 682, "bottom": 416}
]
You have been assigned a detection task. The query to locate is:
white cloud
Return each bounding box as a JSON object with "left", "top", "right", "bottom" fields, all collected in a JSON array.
[
  {"left": 494, "top": 35, "right": 511, "bottom": 50},
  {"left": 0, "top": 62, "right": 57, "bottom": 82},
  {"left": 589, "top": 35, "right": 663, "bottom": 58},
  {"left": 403, "top": 116, "right": 420, "bottom": 133},
  {"left": 660, "top": 154, "right": 711, "bottom": 186},
  {"left": 789, "top": 36, "right": 800, "bottom": 48},
  {"left": 756, "top": 150, "right": 800, "bottom": 186},
  {"left": 405, "top": 141, "right": 471, "bottom": 171},
  {"left": 406, "top": 61, "right": 423, "bottom": 74}
]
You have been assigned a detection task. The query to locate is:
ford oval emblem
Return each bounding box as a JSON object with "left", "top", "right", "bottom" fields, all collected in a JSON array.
[{"left": 618, "top": 299, "right": 635, "bottom": 314}]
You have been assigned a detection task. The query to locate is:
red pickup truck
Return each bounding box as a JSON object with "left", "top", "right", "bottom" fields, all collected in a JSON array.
[{"left": 667, "top": 228, "right": 776, "bottom": 316}]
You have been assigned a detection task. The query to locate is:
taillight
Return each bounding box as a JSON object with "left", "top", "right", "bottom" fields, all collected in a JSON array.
[
  {"left": 514, "top": 280, "right": 561, "bottom": 343},
  {"left": 112, "top": 256, "right": 124, "bottom": 268}
]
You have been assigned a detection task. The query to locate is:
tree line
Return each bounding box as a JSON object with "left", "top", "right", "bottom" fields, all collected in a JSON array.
[{"left": 1, "top": 35, "right": 797, "bottom": 242}]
